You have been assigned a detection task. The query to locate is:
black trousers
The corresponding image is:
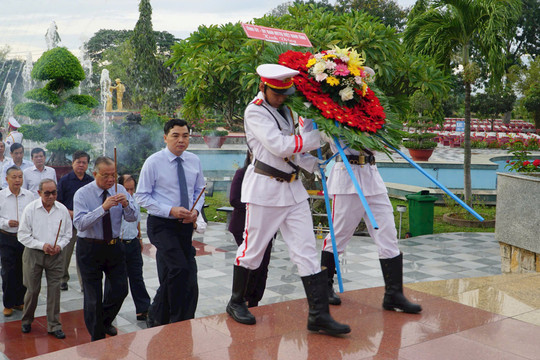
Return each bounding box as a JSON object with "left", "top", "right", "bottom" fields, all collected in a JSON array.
[
  {"left": 0, "top": 231, "right": 26, "bottom": 308},
  {"left": 123, "top": 238, "right": 151, "bottom": 314},
  {"left": 147, "top": 215, "right": 198, "bottom": 324},
  {"left": 76, "top": 238, "right": 128, "bottom": 341}
]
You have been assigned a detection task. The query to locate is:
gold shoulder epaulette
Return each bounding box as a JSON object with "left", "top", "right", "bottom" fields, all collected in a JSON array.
[{"left": 253, "top": 99, "right": 264, "bottom": 106}]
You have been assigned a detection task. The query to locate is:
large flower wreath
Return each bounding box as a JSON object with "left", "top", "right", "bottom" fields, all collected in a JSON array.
[{"left": 278, "top": 46, "right": 401, "bottom": 153}]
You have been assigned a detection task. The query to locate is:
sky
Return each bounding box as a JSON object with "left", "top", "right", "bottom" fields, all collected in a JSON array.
[{"left": 0, "top": 0, "right": 416, "bottom": 60}]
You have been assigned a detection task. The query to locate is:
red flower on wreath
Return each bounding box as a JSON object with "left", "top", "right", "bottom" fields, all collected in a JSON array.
[{"left": 279, "top": 49, "right": 386, "bottom": 133}]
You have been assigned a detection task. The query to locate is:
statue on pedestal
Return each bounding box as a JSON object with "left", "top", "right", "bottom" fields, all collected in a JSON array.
[{"left": 110, "top": 78, "right": 126, "bottom": 111}]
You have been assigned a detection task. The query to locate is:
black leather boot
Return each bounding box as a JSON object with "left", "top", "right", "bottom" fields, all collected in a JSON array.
[
  {"left": 226, "top": 265, "right": 256, "bottom": 325},
  {"left": 321, "top": 251, "right": 341, "bottom": 305},
  {"left": 301, "top": 270, "right": 351, "bottom": 335},
  {"left": 380, "top": 253, "right": 422, "bottom": 314}
]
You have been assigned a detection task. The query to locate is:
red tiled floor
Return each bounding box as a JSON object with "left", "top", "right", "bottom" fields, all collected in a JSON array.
[
  {"left": 24, "top": 286, "right": 540, "bottom": 360},
  {"left": 0, "top": 309, "right": 122, "bottom": 360}
]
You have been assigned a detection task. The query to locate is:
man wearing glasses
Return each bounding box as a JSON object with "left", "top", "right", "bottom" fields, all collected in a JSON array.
[
  {"left": 18, "top": 179, "right": 72, "bottom": 339},
  {"left": 73, "top": 156, "right": 137, "bottom": 341}
]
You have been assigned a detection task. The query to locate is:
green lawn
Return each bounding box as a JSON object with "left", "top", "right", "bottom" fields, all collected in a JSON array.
[{"left": 202, "top": 191, "right": 496, "bottom": 238}]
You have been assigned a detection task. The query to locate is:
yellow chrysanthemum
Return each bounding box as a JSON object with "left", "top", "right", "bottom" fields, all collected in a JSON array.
[
  {"left": 347, "top": 49, "right": 365, "bottom": 68},
  {"left": 326, "top": 76, "right": 340, "bottom": 86},
  {"left": 348, "top": 65, "right": 361, "bottom": 77},
  {"left": 334, "top": 46, "right": 349, "bottom": 59},
  {"left": 306, "top": 58, "right": 317, "bottom": 68},
  {"left": 362, "top": 82, "right": 368, "bottom": 96},
  {"left": 323, "top": 54, "right": 337, "bottom": 60}
]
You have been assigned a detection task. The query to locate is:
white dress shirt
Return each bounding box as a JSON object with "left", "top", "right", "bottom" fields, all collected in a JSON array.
[
  {"left": 135, "top": 148, "right": 205, "bottom": 219},
  {"left": 1, "top": 158, "right": 33, "bottom": 189},
  {"left": 0, "top": 187, "right": 35, "bottom": 233},
  {"left": 23, "top": 165, "right": 58, "bottom": 198},
  {"left": 0, "top": 157, "right": 10, "bottom": 188},
  {"left": 120, "top": 200, "right": 141, "bottom": 240},
  {"left": 18, "top": 199, "right": 72, "bottom": 250}
]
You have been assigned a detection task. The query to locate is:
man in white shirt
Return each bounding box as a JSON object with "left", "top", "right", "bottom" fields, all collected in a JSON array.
[
  {"left": 18, "top": 179, "right": 72, "bottom": 339},
  {"left": 1, "top": 143, "right": 32, "bottom": 189},
  {"left": 0, "top": 166, "right": 34, "bottom": 316},
  {"left": 23, "top": 148, "right": 57, "bottom": 198},
  {"left": 0, "top": 141, "right": 10, "bottom": 190}
]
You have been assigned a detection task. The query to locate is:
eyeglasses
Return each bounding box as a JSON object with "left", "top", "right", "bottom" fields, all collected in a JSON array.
[{"left": 42, "top": 191, "right": 57, "bottom": 197}]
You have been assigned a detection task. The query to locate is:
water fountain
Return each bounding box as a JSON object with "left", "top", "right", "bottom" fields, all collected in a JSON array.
[
  {"left": 1, "top": 83, "right": 13, "bottom": 128},
  {"left": 45, "top": 21, "right": 60, "bottom": 50},
  {"left": 22, "top": 52, "right": 33, "bottom": 101},
  {"left": 100, "top": 69, "right": 112, "bottom": 155},
  {"left": 78, "top": 43, "right": 93, "bottom": 95}
]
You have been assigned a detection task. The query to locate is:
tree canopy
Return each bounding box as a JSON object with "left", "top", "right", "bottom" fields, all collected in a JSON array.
[
  {"left": 169, "top": 3, "right": 449, "bottom": 128},
  {"left": 403, "top": 0, "right": 522, "bottom": 204}
]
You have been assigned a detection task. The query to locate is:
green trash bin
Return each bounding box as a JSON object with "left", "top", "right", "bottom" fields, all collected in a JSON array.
[{"left": 405, "top": 190, "right": 438, "bottom": 237}]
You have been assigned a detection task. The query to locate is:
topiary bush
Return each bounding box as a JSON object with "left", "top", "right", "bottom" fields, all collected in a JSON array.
[{"left": 14, "top": 47, "right": 99, "bottom": 165}]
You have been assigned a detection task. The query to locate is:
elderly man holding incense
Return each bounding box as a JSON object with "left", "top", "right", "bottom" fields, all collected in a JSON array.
[
  {"left": 18, "top": 179, "right": 72, "bottom": 339},
  {"left": 0, "top": 166, "right": 34, "bottom": 317}
]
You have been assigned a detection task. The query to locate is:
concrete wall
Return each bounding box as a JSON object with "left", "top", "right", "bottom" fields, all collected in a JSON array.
[{"left": 495, "top": 172, "right": 540, "bottom": 254}]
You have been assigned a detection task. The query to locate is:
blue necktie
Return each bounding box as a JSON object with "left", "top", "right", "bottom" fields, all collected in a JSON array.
[{"left": 176, "top": 157, "right": 189, "bottom": 209}]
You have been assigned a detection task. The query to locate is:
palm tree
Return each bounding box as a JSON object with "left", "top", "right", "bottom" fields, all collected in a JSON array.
[{"left": 403, "top": 0, "right": 521, "bottom": 204}]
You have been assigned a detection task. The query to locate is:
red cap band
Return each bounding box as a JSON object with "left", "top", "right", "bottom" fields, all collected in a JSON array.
[{"left": 261, "top": 76, "right": 294, "bottom": 90}]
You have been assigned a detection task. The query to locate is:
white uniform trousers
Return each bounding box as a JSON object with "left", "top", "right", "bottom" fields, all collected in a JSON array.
[
  {"left": 235, "top": 201, "right": 320, "bottom": 277},
  {"left": 322, "top": 193, "right": 400, "bottom": 259}
]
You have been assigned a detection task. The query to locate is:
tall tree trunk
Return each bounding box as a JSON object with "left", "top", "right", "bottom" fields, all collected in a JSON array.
[
  {"left": 503, "top": 111, "right": 511, "bottom": 125},
  {"left": 463, "top": 82, "right": 472, "bottom": 205}
]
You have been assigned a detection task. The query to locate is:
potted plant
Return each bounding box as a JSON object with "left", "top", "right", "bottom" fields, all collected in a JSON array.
[
  {"left": 200, "top": 118, "right": 229, "bottom": 148},
  {"left": 202, "top": 129, "right": 229, "bottom": 148},
  {"left": 402, "top": 120, "right": 438, "bottom": 161},
  {"left": 402, "top": 92, "right": 438, "bottom": 161},
  {"left": 14, "top": 47, "right": 99, "bottom": 174}
]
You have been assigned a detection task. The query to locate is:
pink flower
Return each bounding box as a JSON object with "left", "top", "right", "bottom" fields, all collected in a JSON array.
[{"left": 334, "top": 63, "right": 350, "bottom": 76}]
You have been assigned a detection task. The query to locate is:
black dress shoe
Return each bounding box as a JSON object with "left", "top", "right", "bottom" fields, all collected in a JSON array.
[
  {"left": 105, "top": 325, "right": 117, "bottom": 336},
  {"left": 48, "top": 329, "right": 66, "bottom": 339},
  {"left": 21, "top": 324, "right": 31, "bottom": 333},
  {"left": 60, "top": 283, "right": 68, "bottom": 291}
]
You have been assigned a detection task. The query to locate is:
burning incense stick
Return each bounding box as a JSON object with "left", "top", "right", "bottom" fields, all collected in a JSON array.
[{"left": 114, "top": 147, "right": 118, "bottom": 193}]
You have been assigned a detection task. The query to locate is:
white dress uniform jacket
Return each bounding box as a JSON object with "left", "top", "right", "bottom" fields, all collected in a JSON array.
[{"left": 241, "top": 92, "right": 320, "bottom": 206}]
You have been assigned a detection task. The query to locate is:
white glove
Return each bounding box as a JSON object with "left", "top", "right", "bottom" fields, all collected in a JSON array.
[{"left": 299, "top": 116, "right": 314, "bottom": 133}]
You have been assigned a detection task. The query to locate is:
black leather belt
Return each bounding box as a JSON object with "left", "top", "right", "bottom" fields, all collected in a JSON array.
[
  {"left": 253, "top": 159, "right": 298, "bottom": 183},
  {"left": 336, "top": 154, "right": 375, "bottom": 165},
  {"left": 0, "top": 229, "right": 17, "bottom": 236},
  {"left": 80, "top": 237, "right": 119, "bottom": 245},
  {"left": 122, "top": 238, "right": 137, "bottom": 244}
]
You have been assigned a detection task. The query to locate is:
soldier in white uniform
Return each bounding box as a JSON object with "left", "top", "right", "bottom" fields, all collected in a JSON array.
[
  {"left": 5, "top": 117, "right": 23, "bottom": 156},
  {"left": 226, "top": 64, "right": 350, "bottom": 336},
  {"left": 321, "top": 140, "right": 422, "bottom": 314}
]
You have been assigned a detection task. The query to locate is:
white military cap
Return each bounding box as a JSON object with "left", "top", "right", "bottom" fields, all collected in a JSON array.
[
  {"left": 257, "top": 64, "right": 299, "bottom": 95},
  {"left": 8, "top": 117, "right": 21, "bottom": 128}
]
